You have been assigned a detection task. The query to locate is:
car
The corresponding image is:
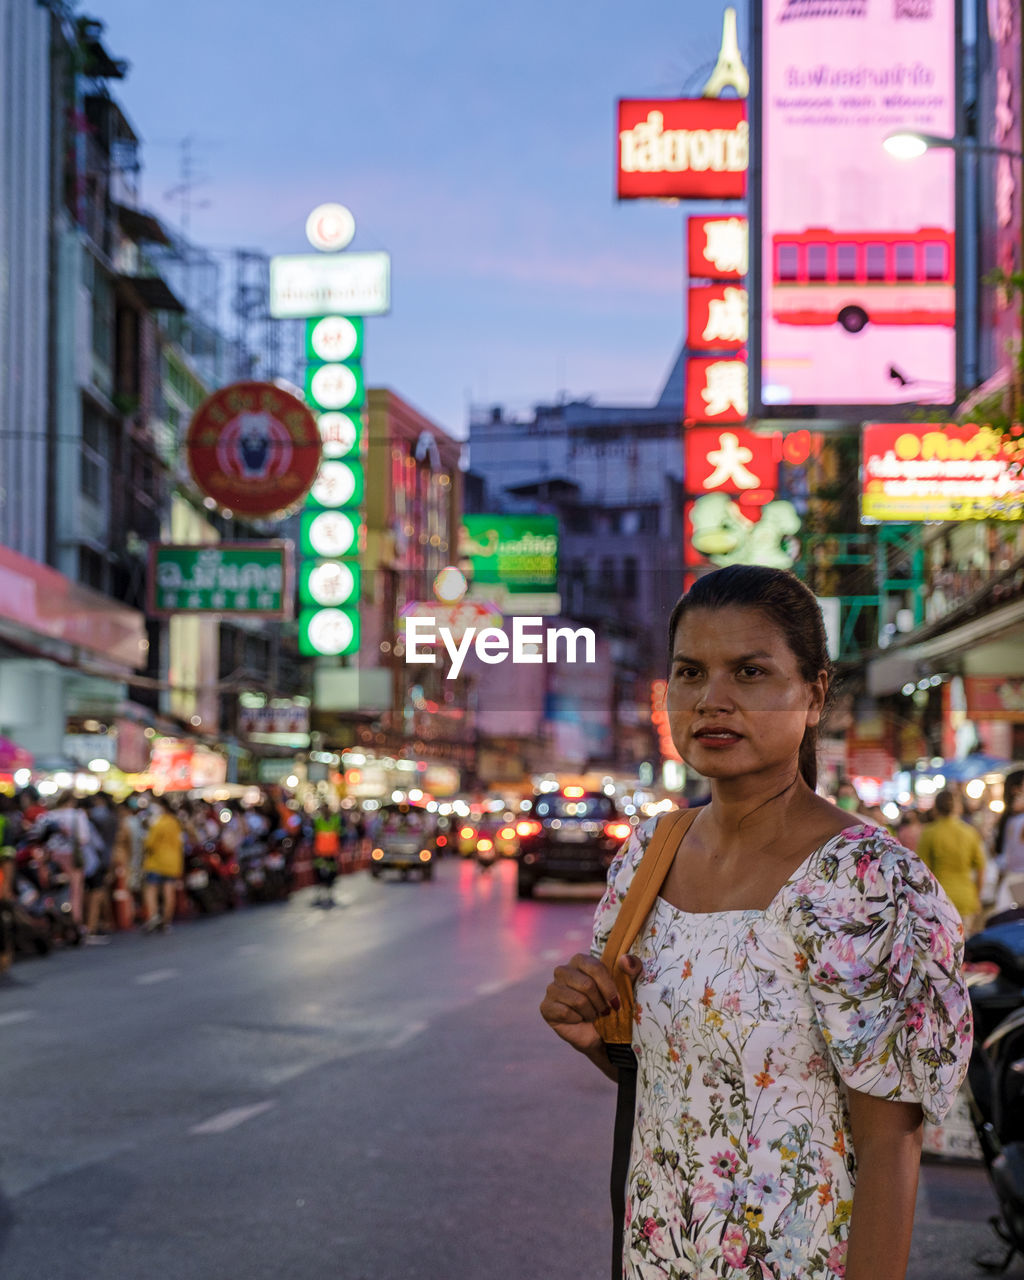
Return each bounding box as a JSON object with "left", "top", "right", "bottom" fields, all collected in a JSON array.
[
  {"left": 369, "top": 803, "right": 435, "bottom": 881},
  {"left": 514, "top": 787, "right": 633, "bottom": 899}
]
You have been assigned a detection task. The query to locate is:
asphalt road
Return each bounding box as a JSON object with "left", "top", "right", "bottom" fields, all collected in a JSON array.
[{"left": 0, "top": 858, "right": 1017, "bottom": 1279}]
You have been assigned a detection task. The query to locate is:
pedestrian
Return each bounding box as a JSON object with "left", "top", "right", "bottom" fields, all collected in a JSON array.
[
  {"left": 895, "top": 808, "right": 922, "bottom": 853},
  {"left": 82, "top": 793, "right": 117, "bottom": 942},
  {"left": 46, "top": 790, "right": 92, "bottom": 928},
  {"left": 141, "top": 795, "right": 184, "bottom": 932},
  {"left": 312, "top": 804, "right": 341, "bottom": 904},
  {"left": 917, "top": 788, "right": 987, "bottom": 936},
  {"left": 541, "top": 564, "right": 971, "bottom": 1280}
]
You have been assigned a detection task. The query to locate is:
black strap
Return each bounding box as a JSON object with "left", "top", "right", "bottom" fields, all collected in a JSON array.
[{"left": 605, "top": 1042, "right": 639, "bottom": 1280}]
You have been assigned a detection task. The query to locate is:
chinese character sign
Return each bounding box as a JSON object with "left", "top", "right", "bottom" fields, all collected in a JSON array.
[
  {"left": 688, "top": 285, "right": 748, "bottom": 351},
  {"left": 685, "top": 358, "right": 749, "bottom": 423},
  {"left": 685, "top": 428, "right": 778, "bottom": 494},
  {"left": 688, "top": 216, "right": 749, "bottom": 279}
]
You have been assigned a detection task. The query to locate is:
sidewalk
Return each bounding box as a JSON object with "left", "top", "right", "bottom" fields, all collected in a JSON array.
[{"left": 911, "top": 1157, "right": 1020, "bottom": 1277}]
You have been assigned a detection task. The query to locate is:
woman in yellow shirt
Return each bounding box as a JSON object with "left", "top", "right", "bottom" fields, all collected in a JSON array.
[
  {"left": 142, "top": 796, "right": 184, "bottom": 932},
  {"left": 917, "top": 789, "right": 986, "bottom": 934}
]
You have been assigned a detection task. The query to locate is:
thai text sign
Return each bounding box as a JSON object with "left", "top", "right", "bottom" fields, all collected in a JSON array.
[
  {"left": 148, "top": 543, "right": 293, "bottom": 617},
  {"left": 758, "top": 0, "right": 957, "bottom": 408},
  {"left": 861, "top": 423, "right": 1024, "bottom": 521},
  {"left": 458, "top": 516, "right": 558, "bottom": 594},
  {"left": 269, "top": 252, "right": 391, "bottom": 318},
  {"left": 617, "top": 99, "right": 748, "bottom": 199}
]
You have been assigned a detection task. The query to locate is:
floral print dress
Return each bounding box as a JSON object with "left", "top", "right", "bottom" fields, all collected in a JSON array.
[{"left": 591, "top": 821, "right": 972, "bottom": 1280}]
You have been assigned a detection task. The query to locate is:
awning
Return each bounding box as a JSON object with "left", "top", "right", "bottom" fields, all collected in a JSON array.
[
  {"left": 115, "top": 203, "right": 172, "bottom": 246},
  {"left": 867, "top": 596, "right": 1024, "bottom": 695},
  {"left": 119, "top": 274, "right": 185, "bottom": 313}
]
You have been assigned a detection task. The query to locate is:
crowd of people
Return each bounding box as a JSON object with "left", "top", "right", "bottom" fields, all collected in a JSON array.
[
  {"left": 832, "top": 771, "right": 1024, "bottom": 938},
  {"left": 0, "top": 787, "right": 330, "bottom": 945}
]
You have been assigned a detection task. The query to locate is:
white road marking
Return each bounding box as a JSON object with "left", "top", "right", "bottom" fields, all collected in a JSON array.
[
  {"left": 0, "top": 1010, "right": 36, "bottom": 1027},
  {"left": 134, "top": 968, "right": 179, "bottom": 985},
  {"left": 385, "top": 1020, "right": 427, "bottom": 1050},
  {"left": 189, "top": 1101, "right": 275, "bottom": 1135}
]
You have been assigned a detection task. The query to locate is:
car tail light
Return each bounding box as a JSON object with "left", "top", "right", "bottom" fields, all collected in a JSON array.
[
  {"left": 499, "top": 826, "right": 515, "bottom": 840},
  {"left": 459, "top": 826, "right": 475, "bottom": 839},
  {"left": 436, "top": 834, "right": 448, "bottom": 847},
  {"left": 418, "top": 849, "right": 432, "bottom": 862},
  {"left": 516, "top": 819, "right": 542, "bottom": 838},
  {"left": 477, "top": 838, "right": 494, "bottom": 852},
  {"left": 371, "top": 848, "right": 384, "bottom": 861},
  {"left": 604, "top": 821, "right": 632, "bottom": 841}
]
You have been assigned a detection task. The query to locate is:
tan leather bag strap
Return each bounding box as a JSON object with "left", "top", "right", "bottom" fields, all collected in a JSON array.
[{"left": 594, "top": 808, "right": 698, "bottom": 1045}]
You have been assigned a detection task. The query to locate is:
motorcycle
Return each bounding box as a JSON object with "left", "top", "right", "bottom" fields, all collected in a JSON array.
[
  {"left": 184, "top": 838, "right": 239, "bottom": 914},
  {"left": 9, "top": 831, "right": 83, "bottom": 954},
  {"left": 963, "top": 911, "right": 1024, "bottom": 1271}
]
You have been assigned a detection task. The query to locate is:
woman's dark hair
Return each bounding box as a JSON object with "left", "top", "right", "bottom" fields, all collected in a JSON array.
[{"left": 667, "top": 565, "right": 833, "bottom": 790}]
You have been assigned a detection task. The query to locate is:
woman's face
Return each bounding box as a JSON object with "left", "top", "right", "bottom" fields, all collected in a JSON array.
[{"left": 667, "top": 606, "right": 826, "bottom": 784}]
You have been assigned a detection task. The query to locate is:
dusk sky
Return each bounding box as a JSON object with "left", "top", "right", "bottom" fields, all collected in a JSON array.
[{"left": 94, "top": 0, "right": 740, "bottom": 436}]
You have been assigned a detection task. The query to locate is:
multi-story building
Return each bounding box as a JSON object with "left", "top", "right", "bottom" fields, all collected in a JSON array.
[{"left": 467, "top": 392, "right": 687, "bottom": 778}]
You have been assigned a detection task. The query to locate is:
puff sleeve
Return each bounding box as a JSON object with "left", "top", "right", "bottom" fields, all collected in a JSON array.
[{"left": 789, "top": 827, "right": 973, "bottom": 1125}]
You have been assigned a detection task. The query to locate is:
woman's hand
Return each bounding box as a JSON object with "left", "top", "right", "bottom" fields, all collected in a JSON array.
[{"left": 540, "top": 952, "right": 641, "bottom": 1058}]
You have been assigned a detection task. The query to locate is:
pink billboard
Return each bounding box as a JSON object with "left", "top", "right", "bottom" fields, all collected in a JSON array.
[{"left": 758, "top": 0, "right": 958, "bottom": 408}]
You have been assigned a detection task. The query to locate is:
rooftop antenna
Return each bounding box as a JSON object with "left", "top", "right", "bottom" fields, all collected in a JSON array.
[{"left": 702, "top": 7, "right": 749, "bottom": 99}]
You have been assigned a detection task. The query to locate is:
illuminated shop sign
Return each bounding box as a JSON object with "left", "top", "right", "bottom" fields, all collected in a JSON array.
[
  {"left": 617, "top": 99, "right": 748, "bottom": 199},
  {"left": 316, "top": 410, "right": 362, "bottom": 459},
  {"left": 269, "top": 251, "right": 391, "bottom": 318},
  {"left": 148, "top": 542, "right": 293, "bottom": 618},
  {"left": 300, "top": 510, "right": 363, "bottom": 558},
  {"left": 307, "top": 459, "right": 364, "bottom": 510},
  {"left": 684, "top": 427, "right": 777, "bottom": 494},
  {"left": 298, "top": 607, "right": 360, "bottom": 656},
  {"left": 185, "top": 381, "right": 321, "bottom": 518},
  {"left": 757, "top": 0, "right": 957, "bottom": 408},
  {"left": 861, "top": 423, "right": 1024, "bottom": 522},
  {"left": 688, "top": 284, "right": 748, "bottom": 351},
  {"left": 685, "top": 357, "right": 749, "bottom": 423},
  {"left": 305, "top": 361, "right": 365, "bottom": 411},
  {"left": 688, "top": 216, "right": 749, "bottom": 280},
  {"left": 306, "top": 315, "right": 363, "bottom": 363},
  {"left": 299, "top": 560, "right": 361, "bottom": 609}
]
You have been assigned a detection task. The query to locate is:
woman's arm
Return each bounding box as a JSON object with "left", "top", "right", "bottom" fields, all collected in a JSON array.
[{"left": 844, "top": 1088, "right": 924, "bottom": 1280}]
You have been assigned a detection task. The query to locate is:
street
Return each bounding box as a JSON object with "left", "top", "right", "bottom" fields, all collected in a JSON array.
[{"left": 0, "top": 859, "right": 1017, "bottom": 1280}]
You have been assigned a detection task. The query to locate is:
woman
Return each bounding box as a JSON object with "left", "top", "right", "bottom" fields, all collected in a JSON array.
[
  {"left": 541, "top": 565, "right": 971, "bottom": 1280},
  {"left": 141, "top": 796, "right": 184, "bottom": 932}
]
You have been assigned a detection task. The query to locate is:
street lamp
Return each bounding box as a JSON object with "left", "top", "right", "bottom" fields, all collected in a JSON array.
[{"left": 883, "top": 130, "right": 1023, "bottom": 162}]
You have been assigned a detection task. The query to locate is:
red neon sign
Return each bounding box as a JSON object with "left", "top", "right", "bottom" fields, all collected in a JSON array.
[
  {"left": 688, "top": 216, "right": 749, "bottom": 280},
  {"left": 688, "top": 284, "right": 748, "bottom": 352},
  {"left": 685, "top": 357, "right": 748, "bottom": 424},
  {"left": 617, "top": 99, "right": 748, "bottom": 200}
]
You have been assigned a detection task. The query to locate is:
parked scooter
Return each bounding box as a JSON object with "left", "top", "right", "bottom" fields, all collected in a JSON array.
[
  {"left": 11, "top": 830, "right": 82, "bottom": 953},
  {"left": 184, "top": 838, "right": 239, "bottom": 914},
  {"left": 964, "top": 912, "right": 1024, "bottom": 1271}
]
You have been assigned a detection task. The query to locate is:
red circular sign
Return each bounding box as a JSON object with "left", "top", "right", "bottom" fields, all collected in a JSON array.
[{"left": 186, "top": 381, "right": 322, "bottom": 519}]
